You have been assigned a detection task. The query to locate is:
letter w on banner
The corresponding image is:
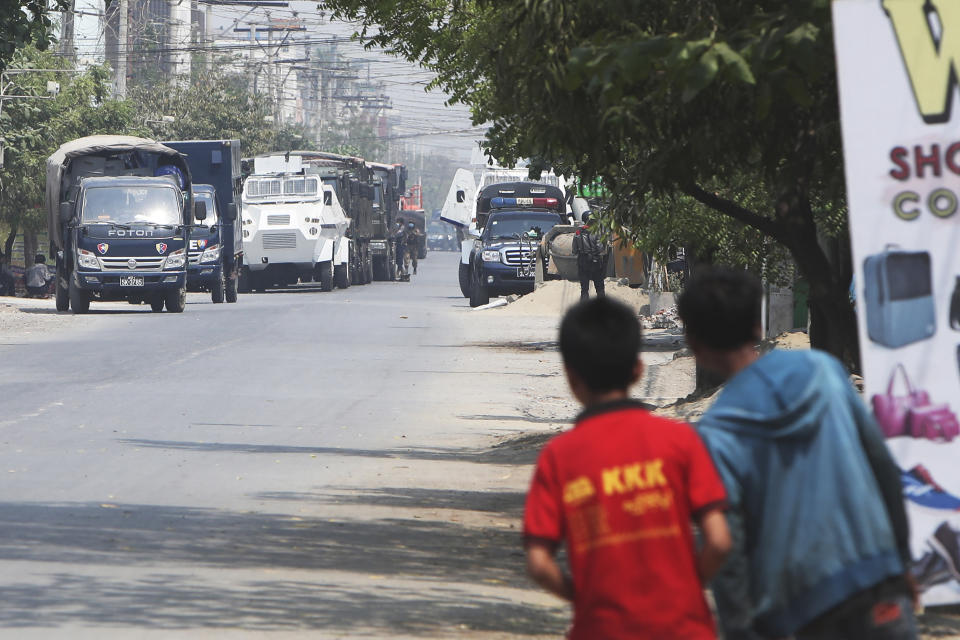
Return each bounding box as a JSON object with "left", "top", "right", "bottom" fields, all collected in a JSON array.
[{"left": 834, "top": 0, "right": 960, "bottom": 606}]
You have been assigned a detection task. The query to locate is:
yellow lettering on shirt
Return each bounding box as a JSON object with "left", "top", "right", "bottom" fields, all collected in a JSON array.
[
  {"left": 602, "top": 467, "right": 625, "bottom": 495},
  {"left": 622, "top": 488, "right": 674, "bottom": 516},
  {"left": 563, "top": 476, "right": 596, "bottom": 505},
  {"left": 602, "top": 458, "right": 667, "bottom": 495}
]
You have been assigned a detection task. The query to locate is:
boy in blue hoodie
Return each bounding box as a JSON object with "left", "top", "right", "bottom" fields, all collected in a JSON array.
[{"left": 678, "top": 268, "right": 916, "bottom": 640}]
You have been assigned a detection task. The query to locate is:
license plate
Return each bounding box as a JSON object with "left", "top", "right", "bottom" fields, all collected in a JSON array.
[
  {"left": 120, "top": 276, "right": 144, "bottom": 287},
  {"left": 516, "top": 267, "right": 531, "bottom": 278}
]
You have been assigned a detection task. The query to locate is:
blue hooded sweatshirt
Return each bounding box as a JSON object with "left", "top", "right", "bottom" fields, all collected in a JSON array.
[{"left": 698, "top": 349, "right": 905, "bottom": 637}]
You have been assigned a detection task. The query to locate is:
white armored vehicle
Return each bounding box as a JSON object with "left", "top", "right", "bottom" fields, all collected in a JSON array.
[{"left": 241, "top": 156, "right": 350, "bottom": 292}]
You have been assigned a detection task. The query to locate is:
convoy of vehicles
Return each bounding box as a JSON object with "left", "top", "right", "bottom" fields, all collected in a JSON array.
[
  {"left": 45, "top": 135, "right": 202, "bottom": 313},
  {"left": 164, "top": 140, "right": 243, "bottom": 304},
  {"left": 240, "top": 155, "right": 350, "bottom": 292},
  {"left": 366, "top": 161, "right": 408, "bottom": 280}
]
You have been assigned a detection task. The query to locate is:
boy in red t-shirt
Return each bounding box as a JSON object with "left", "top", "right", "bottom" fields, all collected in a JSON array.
[{"left": 524, "top": 297, "right": 732, "bottom": 639}]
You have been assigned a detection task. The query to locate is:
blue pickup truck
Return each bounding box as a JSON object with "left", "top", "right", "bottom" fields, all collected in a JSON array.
[{"left": 468, "top": 183, "right": 567, "bottom": 307}]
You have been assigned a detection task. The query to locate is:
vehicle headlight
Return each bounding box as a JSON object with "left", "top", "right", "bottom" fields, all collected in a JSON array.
[
  {"left": 163, "top": 248, "right": 186, "bottom": 270},
  {"left": 199, "top": 244, "right": 221, "bottom": 263},
  {"left": 482, "top": 249, "right": 501, "bottom": 263},
  {"left": 77, "top": 249, "right": 100, "bottom": 270}
]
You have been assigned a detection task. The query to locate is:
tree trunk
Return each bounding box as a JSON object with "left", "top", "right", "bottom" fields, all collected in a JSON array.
[
  {"left": 23, "top": 231, "right": 38, "bottom": 270},
  {"left": 3, "top": 224, "right": 16, "bottom": 261}
]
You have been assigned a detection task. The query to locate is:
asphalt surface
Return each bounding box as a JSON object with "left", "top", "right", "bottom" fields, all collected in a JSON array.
[{"left": 0, "top": 252, "right": 567, "bottom": 639}]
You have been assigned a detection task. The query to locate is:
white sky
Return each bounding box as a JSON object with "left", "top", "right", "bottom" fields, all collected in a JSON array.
[{"left": 68, "top": 0, "right": 484, "bottom": 163}]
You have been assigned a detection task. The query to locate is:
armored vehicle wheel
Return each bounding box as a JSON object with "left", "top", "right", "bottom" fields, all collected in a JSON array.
[
  {"left": 69, "top": 277, "right": 90, "bottom": 314},
  {"left": 419, "top": 246, "right": 427, "bottom": 260},
  {"left": 55, "top": 264, "right": 69, "bottom": 311},
  {"left": 458, "top": 262, "right": 472, "bottom": 298},
  {"left": 150, "top": 296, "right": 165, "bottom": 312},
  {"left": 317, "top": 261, "right": 333, "bottom": 292},
  {"left": 165, "top": 287, "right": 186, "bottom": 313},
  {"left": 211, "top": 268, "right": 225, "bottom": 303},
  {"left": 335, "top": 263, "right": 350, "bottom": 289},
  {"left": 225, "top": 270, "right": 239, "bottom": 303}
]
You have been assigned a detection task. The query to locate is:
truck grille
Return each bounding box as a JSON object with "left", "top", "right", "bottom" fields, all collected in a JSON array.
[
  {"left": 267, "top": 215, "right": 291, "bottom": 225},
  {"left": 188, "top": 252, "right": 202, "bottom": 265},
  {"left": 262, "top": 232, "right": 297, "bottom": 250},
  {"left": 100, "top": 256, "right": 165, "bottom": 271},
  {"left": 503, "top": 249, "right": 534, "bottom": 267}
]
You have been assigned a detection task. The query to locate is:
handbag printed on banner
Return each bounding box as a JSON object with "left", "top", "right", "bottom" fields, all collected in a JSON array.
[{"left": 871, "top": 364, "right": 958, "bottom": 441}]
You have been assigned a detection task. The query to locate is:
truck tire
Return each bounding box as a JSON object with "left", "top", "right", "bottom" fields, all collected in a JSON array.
[
  {"left": 69, "top": 277, "right": 90, "bottom": 314},
  {"left": 55, "top": 263, "right": 70, "bottom": 311},
  {"left": 335, "top": 263, "right": 350, "bottom": 289},
  {"left": 165, "top": 287, "right": 186, "bottom": 313},
  {"left": 458, "top": 262, "right": 472, "bottom": 298},
  {"left": 238, "top": 266, "right": 250, "bottom": 293},
  {"left": 150, "top": 296, "right": 165, "bottom": 312},
  {"left": 211, "top": 268, "right": 225, "bottom": 303},
  {"left": 225, "top": 269, "right": 239, "bottom": 303},
  {"left": 317, "top": 261, "right": 333, "bottom": 291},
  {"left": 469, "top": 280, "right": 490, "bottom": 308},
  {"left": 419, "top": 245, "right": 427, "bottom": 260}
]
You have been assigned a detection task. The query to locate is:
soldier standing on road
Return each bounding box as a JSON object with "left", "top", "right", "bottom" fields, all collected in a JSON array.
[
  {"left": 405, "top": 221, "right": 423, "bottom": 275},
  {"left": 392, "top": 217, "right": 408, "bottom": 280},
  {"left": 572, "top": 212, "right": 609, "bottom": 301}
]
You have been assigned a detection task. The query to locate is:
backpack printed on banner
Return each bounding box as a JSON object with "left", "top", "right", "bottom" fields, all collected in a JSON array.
[{"left": 862, "top": 248, "right": 935, "bottom": 348}]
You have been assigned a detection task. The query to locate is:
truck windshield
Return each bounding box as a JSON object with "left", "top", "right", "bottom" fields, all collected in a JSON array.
[
  {"left": 82, "top": 186, "right": 181, "bottom": 226},
  {"left": 193, "top": 191, "right": 218, "bottom": 225},
  {"left": 485, "top": 215, "right": 561, "bottom": 241}
]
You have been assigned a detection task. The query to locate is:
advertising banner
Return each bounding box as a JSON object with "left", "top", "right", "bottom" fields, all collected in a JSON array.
[{"left": 834, "top": 0, "right": 960, "bottom": 605}]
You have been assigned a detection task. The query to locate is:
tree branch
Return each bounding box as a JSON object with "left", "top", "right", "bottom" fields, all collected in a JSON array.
[{"left": 683, "top": 184, "right": 785, "bottom": 242}]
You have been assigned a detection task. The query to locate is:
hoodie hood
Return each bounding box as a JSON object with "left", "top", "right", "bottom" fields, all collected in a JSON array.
[{"left": 702, "top": 349, "right": 836, "bottom": 441}]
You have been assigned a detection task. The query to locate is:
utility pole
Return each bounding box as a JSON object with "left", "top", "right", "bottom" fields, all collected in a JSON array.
[
  {"left": 114, "top": 0, "right": 128, "bottom": 98},
  {"left": 59, "top": 0, "right": 76, "bottom": 63}
]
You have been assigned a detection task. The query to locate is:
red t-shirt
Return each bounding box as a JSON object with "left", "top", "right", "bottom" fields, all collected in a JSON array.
[{"left": 524, "top": 400, "right": 727, "bottom": 639}]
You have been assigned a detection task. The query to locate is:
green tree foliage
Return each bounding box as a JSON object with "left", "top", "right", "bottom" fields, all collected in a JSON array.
[
  {"left": 128, "top": 67, "right": 277, "bottom": 157},
  {"left": 0, "top": 46, "right": 135, "bottom": 256},
  {"left": 0, "top": 0, "right": 68, "bottom": 74},
  {"left": 321, "top": 0, "right": 857, "bottom": 365}
]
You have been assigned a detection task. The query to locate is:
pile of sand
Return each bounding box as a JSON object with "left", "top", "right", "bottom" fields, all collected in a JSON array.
[
  {"left": 501, "top": 279, "right": 649, "bottom": 316},
  {"left": 771, "top": 330, "right": 810, "bottom": 350}
]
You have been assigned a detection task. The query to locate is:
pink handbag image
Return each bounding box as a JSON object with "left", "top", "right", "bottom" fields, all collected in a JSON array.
[{"left": 871, "top": 364, "right": 957, "bottom": 440}]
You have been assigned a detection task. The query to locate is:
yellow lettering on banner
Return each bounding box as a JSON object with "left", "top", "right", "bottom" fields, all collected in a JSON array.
[
  {"left": 883, "top": 0, "right": 960, "bottom": 123},
  {"left": 602, "top": 467, "right": 625, "bottom": 495},
  {"left": 563, "top": 476, "right": 596, "bottom": 505}
]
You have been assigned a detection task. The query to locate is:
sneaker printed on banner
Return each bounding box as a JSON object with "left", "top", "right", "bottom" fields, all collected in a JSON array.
[{"left": 901, "top": 465, "right": 960, "bottom": 511}]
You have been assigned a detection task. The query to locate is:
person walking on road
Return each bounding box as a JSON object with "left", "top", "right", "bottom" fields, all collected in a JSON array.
[
  {"left": 678, "top": 267, "right": 917, "bottom": 640},
  {"left": 25, "top": 254, "right": 53, "bottom": 298},
  {"left": 572, "top": 212, "right": 609, "bottom": 301},
  {"left": 524, "top": 296, "right": 732, "bottom": 639}
]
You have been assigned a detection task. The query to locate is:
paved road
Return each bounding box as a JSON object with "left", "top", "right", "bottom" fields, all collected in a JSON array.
[{"left": 0, "top": 252, "right": 566, "bottom": 639}]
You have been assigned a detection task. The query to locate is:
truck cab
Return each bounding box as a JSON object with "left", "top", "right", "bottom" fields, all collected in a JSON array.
[
  {"left": 46, "top": 136, "right": 198, "bottom": 314},
  {"left": 469, "top": 204, "right": 566, "bottom": 307},
  {"left": 164, "top": 140, "right": 243, "bottom": 304}
]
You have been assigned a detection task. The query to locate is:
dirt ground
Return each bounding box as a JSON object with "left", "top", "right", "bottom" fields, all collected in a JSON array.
[{"left": 477, "top": 284, "right": 960, "bottom": 639}]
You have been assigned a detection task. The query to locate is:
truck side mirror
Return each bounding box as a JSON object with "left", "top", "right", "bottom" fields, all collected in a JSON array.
[
  {"left": 194, "top": 200, "right": 207, "bottom": 222},
  {"left": 223, "top": 203, "right": 237, "bottom": 222},
  {"left": 59, "top": 201, "right": 73, "bottom": 222},
  {"left": 324, "top": 192, "right": 332, "bottom": 206},
  {"left": 456, "top": 190, "right": 465, "bottom": 203}
]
